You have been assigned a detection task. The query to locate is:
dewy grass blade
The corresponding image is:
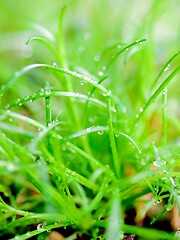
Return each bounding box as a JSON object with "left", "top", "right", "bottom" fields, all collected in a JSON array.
[
  {"left": 162, "top": 88, "right": 168, "bottom": 146},
  {"left": 106, "top": 190, "right": 123, "bottom": 240},
  {"left": 132, "top": 66, "right": 180, "bottom": 130},
  {"left": 63, "top": 126, "right": 108, "bottom": 141},
  {"left": 106, "top": 38, "right": 146, "bottom": 70},
  {"left": 115, "top": 132, "right": 142, "bottom": 154},
  {"left": 0, "top": 64, "right": 108, "bottom": 101},
  {"left": 151, "top": 51, "right": 180, "bottom": 90},
  {"left": 26, "top": 37, "right": 59, "bottom": 60},
  {"left": 5, "top": 89, "right": 106, "bottom": 110},
  {"left": 107, "top": 96, "right": 120, "bottom": 179}
]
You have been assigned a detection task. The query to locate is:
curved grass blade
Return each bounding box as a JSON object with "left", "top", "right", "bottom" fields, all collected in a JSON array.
[
  {"left": 115, "top": 132, "right": 142, "bottom": 154},
  {"left": 28, "top": 23, "right": 55, "bottom": 42},
  {"left": 62, "top": 126, "right": 108, "bottom": 142},
  {"left": 26, "top": 37, "right": 59, "bottom": 59},
  {"left": 83, "top": 74, "right": 108, "bottom": 126},
  {"left": 5, "top": 89, "right": 106, "bottom": 110},
  {"left": 151, "top": 51, "right": 180, "bottom": 90},
  {"left": 132, "top": 66, "right": 180, "bottom": 130},
  {"left": 106, "top": 38, "right": 146, "bottom": 69},
  {"left": 0, "top": 63, "right": 108, "bottom": 98},
  {"left": 9, "top": 222, "right": 63, "bottom": 240}
]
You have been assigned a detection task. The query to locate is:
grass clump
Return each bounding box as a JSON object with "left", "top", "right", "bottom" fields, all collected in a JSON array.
[{"left": 0, "top": 1, "right": 180, "bottom": 240}]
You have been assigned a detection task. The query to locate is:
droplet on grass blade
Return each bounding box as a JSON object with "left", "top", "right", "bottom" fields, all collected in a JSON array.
[
  {"left": 80, "top": 80, "right": 87, "bottom": 85},
  {"left": 98, "top": 71, "right": 104, "bottom": 77},
  {"left": 164, "top": 64, "right": 170, "bottom": 72},
  {"left": 98, "top": 131, "right": 104, "bottom": 135},
  {"left": 37, "top": 222, "right": 46, "bottom": 231},
  {"left": 52, "top": 62, "right": 58, "bottom": 67},
  {"left": 94, "top": 55, "right": 101, "bottom": 62}
]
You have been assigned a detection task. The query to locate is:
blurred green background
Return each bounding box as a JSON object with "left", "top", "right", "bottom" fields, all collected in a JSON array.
[{"left": 0, "top": 0, "right": 179, "bottom": 127}]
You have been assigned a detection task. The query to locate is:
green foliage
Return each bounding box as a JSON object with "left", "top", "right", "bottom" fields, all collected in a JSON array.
[{"left": 0, "top": 0, "right": 179, "bottom": 239}]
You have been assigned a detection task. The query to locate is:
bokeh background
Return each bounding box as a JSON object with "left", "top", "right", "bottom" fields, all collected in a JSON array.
[{"left": 0, "top": 0, "right": 179, "bottom": 139}]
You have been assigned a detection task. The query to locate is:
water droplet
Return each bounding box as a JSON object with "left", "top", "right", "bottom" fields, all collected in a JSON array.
[
  {"left": 24, "top": 96, "right": 29, "bottom": 101},
  {"left": 136, "top": 39, "right": 141, "bottom": 43},
  {"left": 45, "top": 89, "right": 51, "bottom": 95},
  {"left": 175, "top": 230, "right": 180, "bottom": 238},
  {"left": 19, "top": 103, "right": 23, "bottom": 106},
  {"left": 103, "top": 90, "right": 111, "bottom": 97},
  {"left": 112, "top": 107, "right": 117, "bottom": 113},
  {"left": 164, "top": 64, "right": 170, "bottom": 72},
  {"left": 37, "top": 222, "right": 46, "bottom": 231},
  {"left": 86, "top": 127, "right": 91, "bottom": 133},
  {"left": 154, "top": 199, "right": 162, "bottom": 205},
  {"left": 62, "top": 146, "right": 67, "bottom": 151},
  {"left": 115, "top": 133, "right": 119, "bottom": 137},
  {"left": 52, "top": 62, "right": 58, "bottom": 67},
  {"left": 94, "top": 55, "right": 100, "bottom": 62},
  {"left": 98, "top": 71, "right": 104, "bottom": 77},
  {"left": 162, "top": 88, "right": 168, "bottom": 94},
  {"left": 117, "top": 44, "right": 121, "bottom": 49},
  {"left": 9, "top": 118, "right": 13, "bottom": 122},
  {"left": 139, "top": 107, "right": 143, "bottom": 113},
  {"left": 102, "top": 65, "right": 106, "bottom": 70},
  {"left": 126, "top": 48, "right": 129, "bottom": 51},
  {"left": 14, "top": 235, "right": 20, "bottom": 240},
  {"left": 80, "top": 80, "right": 87, "bottom": 85},
  {"left": 26, "top": 232, "right": 31, "bottom": 236},
  {"left": 98, "top": 131, "right": 103, "bottom": 135}
]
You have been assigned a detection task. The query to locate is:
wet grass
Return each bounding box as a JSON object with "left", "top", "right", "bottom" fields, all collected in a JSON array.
[{"left": 0, "top": 1, "right": 180, "bottom": 239}]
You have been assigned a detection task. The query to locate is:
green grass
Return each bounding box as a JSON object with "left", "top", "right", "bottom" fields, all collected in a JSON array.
[{"left": 0, "top": 1, "right": 180, "bottom": 239}]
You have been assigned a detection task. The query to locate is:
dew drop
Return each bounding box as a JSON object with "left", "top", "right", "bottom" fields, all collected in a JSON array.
[
  {"left": 26, "top": 232, "right": 31, "bottom": 236},
  {"left": 14, "top": 235, "right": 20, "bottom": 240},
  {"left": 45, "top": 89, "right": 51, "bottom": 95},
  {"left": 112, "top": 107, "right": 117, "bottom": 113},
  {"left": 86, "top": 127, "right": 91, "bottom": 133},
  {"left": 98, "top": 131, "right": 103, "bottom": 135},
  {"left": 175, "top": 230, "right": 180, "bottom": 238},
  {"left": 136, "top": 39, "right": 141, "bottom": 43},
  {"left": 117, "top": 44, "right": 121, "bottom": 49},
  {"left": 37, "top": 222, "right": 46, "bottom": 231},
  {"left": 162, "top": 88, "right": 168, "bottom": 94},
  {"left": 94, "top": 55, "right": 100, "bottom": 62},
  {"left": 102, "top": 65, "right": 106, "bottom": 70},
  {"left": 164, "top": 64, "right": 170, "bottom": 72},
  {"left": 139, "top": 107, "right": 143, "bottom": 113},
  {"left": 52, "top": 62, "right": 58, "bottom": 67},
  {"left": 98, "top": 71, "right": 104, "bottom": 77},
  {"left": 80, "top": 80, "right": 87, "bottom": 85}
]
